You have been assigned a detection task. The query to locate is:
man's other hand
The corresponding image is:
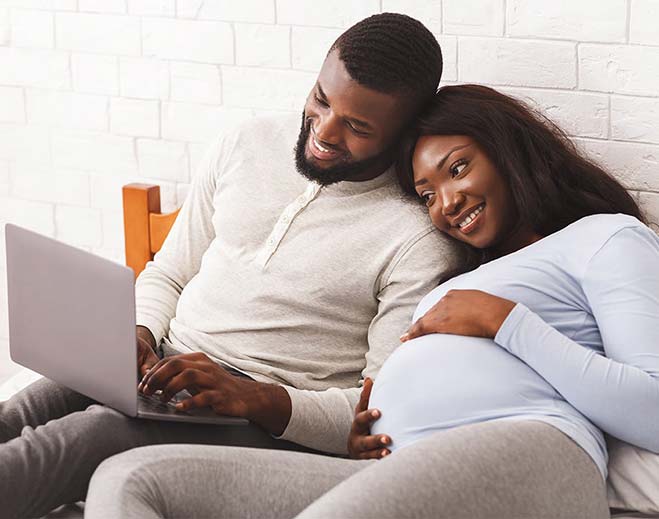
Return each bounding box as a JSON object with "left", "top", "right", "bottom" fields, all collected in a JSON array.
[
  {"left": 347, "top": 378, "right": 391, "bottom": 459},
  {"left": 136, "top": 326, "right": 159, "bottom": 378}
]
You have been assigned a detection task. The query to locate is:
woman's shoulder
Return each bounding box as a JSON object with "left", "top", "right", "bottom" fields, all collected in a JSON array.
[
  {"left": 559, "top": 213, "right": 650, "bottom": 245},
  {"left": 569, "top": 212, "right": 643, "bottom": 231},
  {"left": 564, "top": 213, "right": 659, "bottom": 271}
]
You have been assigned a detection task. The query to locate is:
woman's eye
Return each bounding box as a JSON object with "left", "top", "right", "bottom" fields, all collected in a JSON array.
[
  {"left": 420, "top": 192, "right": 435, "bottom": 205},
  {"left": 449, "top": 160, "right": 468, "bottom": 177}
]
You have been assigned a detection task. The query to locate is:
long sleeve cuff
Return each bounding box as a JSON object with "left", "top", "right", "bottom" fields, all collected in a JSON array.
[
  {"left": 135, "top": 312, "right": 168, "bottom": 348},
  {"left": 494, "top": 302, "right": 534, "bottom": 357},
  {"left": 273, "top": 385, "right": 359, "bottom": 456}
]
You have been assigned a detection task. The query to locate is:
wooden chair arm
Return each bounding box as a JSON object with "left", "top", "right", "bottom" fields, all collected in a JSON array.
[{"left": 122, "top": 183, "right": 180, "bottom": 278}]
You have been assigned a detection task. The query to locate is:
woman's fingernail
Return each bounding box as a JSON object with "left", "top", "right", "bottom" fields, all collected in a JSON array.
[
  {"left": 380, "top": 437, "right": 388, "bottom": 445},
  {"left": 399, "top": 333, "right": 409, "bottom": 342},
  {"left": 381, "top": 450, "right": 388, "bottom": 457},
  {"left": 371, "top": 410, "right": 380, "bottom": 418}
]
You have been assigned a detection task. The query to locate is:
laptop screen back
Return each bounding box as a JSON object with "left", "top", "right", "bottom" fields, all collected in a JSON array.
[{"left": 5, "top": 224, "right": 138, "bottom": 416}]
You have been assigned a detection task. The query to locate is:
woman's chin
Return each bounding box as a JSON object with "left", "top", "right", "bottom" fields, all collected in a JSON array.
[{"left": 447, "top": 228, "right": 495, "bottom": 250}]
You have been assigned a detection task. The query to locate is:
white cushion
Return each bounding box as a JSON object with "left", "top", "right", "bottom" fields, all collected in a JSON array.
[
  {"left": 607, "top": 434, "right": 659, "bottom": 515},
  {"left": 0, "top": 368, "right": 41, "bottom": 401}
]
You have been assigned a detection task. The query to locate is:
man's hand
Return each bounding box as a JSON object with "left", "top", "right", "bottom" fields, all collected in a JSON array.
[
  {"left": 347, "top": 378, "right": 391, "bottom": 460},
  {"left": 136, "top": 326, "right": 159, "bottom": 378},
  {"left": 137, "top": 353, "right": 293, "bottom": 436},
  {"left": 400, "top": 289, "right": 516, "bottom": 342},
  {"left": 138, "top": 352, "right": 255, "bottom": 417}
]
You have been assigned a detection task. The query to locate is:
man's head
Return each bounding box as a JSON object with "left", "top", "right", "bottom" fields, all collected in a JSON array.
[{"left": 295, "top": 13, "right": 443, "bottom": 186}]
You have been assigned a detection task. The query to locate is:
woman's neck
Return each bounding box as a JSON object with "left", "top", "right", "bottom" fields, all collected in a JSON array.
[{"left": 492, "top": 225, "right": 544, "bottom": 257}]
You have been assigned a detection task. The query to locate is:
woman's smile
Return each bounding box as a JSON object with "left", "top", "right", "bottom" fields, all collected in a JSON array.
[{"left": 453, "top": 202, "right": 486, "bottom": 234}]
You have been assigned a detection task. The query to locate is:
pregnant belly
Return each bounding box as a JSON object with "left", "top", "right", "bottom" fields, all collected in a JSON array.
[{"left": 370, "top": 334, "right": 561, "bottom": 450}]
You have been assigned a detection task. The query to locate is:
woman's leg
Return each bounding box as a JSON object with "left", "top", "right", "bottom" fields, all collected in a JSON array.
[
  {"left": 85, "top": 444, "right": 375, "bottom": 519},
  {"left": 295, "top": 420, "right": 610, "bottom": 519}
]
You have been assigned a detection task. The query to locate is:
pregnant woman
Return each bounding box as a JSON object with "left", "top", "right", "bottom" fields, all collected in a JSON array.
[{"left": 85, "top": 86, "right": 659, "bottom": 519}]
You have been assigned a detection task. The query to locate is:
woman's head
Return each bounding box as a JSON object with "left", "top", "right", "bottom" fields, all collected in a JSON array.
[{"left": 398, "top": 85, "right": 644, "bottom": 256}]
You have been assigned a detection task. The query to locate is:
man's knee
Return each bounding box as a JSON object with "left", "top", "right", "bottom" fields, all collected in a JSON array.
[{"left": 84, "top": 403, "right": 133, "bottom": 425}]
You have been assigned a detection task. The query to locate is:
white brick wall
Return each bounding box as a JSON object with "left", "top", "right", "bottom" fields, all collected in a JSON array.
[
  {"left": 507, "top": 0, "right": 627, "bottom": 42},
  {"left": 0, "top": 1, "right": 658, "bottom": 347}
]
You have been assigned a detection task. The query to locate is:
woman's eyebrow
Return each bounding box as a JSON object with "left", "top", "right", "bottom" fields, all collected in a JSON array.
[{"left": 435, "top": 144, "right": 471, "bottom": 171}]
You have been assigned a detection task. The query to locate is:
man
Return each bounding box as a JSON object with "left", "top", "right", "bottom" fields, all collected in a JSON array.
[{"left": 0, "top": 13, "right": 456, "bottom": 517}]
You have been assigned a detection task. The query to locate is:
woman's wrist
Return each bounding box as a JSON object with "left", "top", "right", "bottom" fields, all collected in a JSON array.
[{"left": 488, "top": 300, "right": 517, "bottom": 337}]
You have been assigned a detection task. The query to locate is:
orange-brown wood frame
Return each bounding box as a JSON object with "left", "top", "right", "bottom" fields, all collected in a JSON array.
[{"left": 122, "top": 183, "right": 180, "bottom": 277}]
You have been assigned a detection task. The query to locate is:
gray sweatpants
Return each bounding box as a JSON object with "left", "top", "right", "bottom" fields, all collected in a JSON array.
[
  {"left": 0, "top": 377, "right": 315, "bottom": 518},
  {"left": 85, "top": 420, "right": 610, "bottom": 519}
]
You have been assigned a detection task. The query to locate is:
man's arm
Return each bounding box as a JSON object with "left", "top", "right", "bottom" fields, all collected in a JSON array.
[{"left": 134, "top": 134, "right": 225, "bottom": 345}]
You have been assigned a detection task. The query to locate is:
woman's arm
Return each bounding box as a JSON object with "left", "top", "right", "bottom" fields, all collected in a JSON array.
[{"left": 495, "top": 225, "right": 659, "bottom": 451}]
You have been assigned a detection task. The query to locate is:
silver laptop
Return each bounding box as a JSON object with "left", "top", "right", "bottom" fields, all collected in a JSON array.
[{"left": 5, "top": 223, "right": 248, "bottom": 426}]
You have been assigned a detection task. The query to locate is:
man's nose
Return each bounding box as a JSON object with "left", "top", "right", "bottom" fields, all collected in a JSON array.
[{"left": 314, "top": 113, "right": 341, "bottom": 146}]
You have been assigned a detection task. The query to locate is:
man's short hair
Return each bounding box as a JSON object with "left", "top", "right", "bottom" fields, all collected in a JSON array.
[{"left": 331, "top": 12, "right": 443, "bottom": 110}]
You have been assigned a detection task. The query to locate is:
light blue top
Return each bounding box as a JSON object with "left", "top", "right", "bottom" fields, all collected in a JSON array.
[{"left": 370, "top": 213, "right": 659, "bottom": 480}]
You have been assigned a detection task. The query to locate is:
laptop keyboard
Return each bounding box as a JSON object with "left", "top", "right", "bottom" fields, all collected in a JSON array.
[{"left": 138, "top": 391, "right": 188, "bottom": 415}]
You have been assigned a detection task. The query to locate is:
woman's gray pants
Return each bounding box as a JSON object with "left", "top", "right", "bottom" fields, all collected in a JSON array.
[{"left": 85, "top": 419, "right": 610, "bottom": 519}]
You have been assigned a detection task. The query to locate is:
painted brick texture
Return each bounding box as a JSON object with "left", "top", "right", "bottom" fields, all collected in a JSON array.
[{"left": 0, "top": 1, "right": 658, "bottom": 345}]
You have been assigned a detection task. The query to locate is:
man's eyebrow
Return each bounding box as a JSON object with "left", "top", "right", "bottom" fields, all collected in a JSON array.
[
  {"left": 316, "top": 83, "right": 328, "bottom": 101},
  {"left": 316, "top": 83, "right": 373, "bottom": 132}
]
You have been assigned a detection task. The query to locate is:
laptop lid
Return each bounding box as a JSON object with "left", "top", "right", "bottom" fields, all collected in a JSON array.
[{"left": 5, "top": 224, "right": 138, "bottom": 416}]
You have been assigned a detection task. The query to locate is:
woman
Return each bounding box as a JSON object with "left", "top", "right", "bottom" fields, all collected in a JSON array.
[{"left": 85, "top": 86, "right": 658, "bottom": 518}]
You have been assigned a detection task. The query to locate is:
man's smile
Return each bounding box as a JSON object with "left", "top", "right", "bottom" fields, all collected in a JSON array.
[{"left": 307, "top": 127, "right": 342, "bottom": 161}]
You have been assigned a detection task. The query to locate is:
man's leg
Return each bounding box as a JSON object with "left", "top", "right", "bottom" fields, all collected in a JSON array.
[
  {"left": 0, "top": 389, "right": 314, "bottom": 518},
  {"left": 0, "top": 377, "right": 95, "bottom": 443},
  {"left": 85, "top": 444, "right": 373, "bottom": 519}
]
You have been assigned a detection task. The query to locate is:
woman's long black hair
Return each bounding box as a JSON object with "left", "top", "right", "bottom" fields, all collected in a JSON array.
[{"left": 397, "top": 84, "right": 646, "bottom": 282}]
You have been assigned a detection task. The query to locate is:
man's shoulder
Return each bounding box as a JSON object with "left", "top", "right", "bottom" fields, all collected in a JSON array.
[
  {"left": 374, "top": 185, "right": 440, "bottom": 237},
  {"left": 367, "top": 191, "right": 460, "bottom": 266},
  {"left": 216, "top": 112, "right": 300, "bottom": 147},
  {"left": 200, "top": 112, "right": 300, "bottom": 174}
]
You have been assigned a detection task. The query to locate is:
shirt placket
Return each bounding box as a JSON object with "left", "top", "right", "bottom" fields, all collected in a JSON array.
[{"left": 256, "top": 182, "right": 321, "bottom": 269}]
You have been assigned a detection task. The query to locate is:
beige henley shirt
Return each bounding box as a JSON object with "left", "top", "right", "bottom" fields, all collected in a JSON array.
[{"left": 135, "top": 113, "right": 458, "bottom": 454}]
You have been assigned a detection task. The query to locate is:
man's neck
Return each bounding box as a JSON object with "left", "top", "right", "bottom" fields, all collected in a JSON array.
[{"left": 341, "top": 159, "right": 393, "bottom": 183}]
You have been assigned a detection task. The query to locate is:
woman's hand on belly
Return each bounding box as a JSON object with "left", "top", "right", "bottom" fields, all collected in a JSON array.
[
  {"left": 347, "top": 378, "right": 392, "bottom": 460},
  {"left": 401, "top": 289, "right": 516, "bottom": 341}
]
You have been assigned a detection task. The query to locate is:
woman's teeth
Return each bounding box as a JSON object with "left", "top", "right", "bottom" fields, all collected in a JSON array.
[{"left": 458, "top": 204, "right": 484, "bottom": 228}]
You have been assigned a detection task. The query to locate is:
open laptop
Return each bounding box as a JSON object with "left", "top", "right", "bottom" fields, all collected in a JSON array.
[{"left": 5, "top": 223, "right": 248, "bottom": 426}]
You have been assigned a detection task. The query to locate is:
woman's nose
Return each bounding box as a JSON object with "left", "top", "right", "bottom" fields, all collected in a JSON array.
[{"left": 440, "top": 189, "right": 465, "bottom": 217}]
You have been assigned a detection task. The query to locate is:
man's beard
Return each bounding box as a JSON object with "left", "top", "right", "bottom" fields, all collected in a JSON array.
[{"left": 294, "top": 113, "right": 392, "bottom": 186}]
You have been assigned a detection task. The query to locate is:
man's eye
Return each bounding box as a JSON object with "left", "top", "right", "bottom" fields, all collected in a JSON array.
[
  {"left": 314, "top": 94, "right": 328, "bottom": 107},
  {"left": 449, "top": 159, "right": 468, "bottom": 177},
  {"left": 348, "top": 123, "right": 368, "bottom": 136}
]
